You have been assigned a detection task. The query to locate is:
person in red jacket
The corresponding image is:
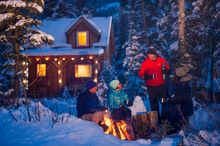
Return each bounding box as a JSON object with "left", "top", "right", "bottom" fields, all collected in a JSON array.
[{"left": 139, "top": 47, "right": 170, "bottom": 123}]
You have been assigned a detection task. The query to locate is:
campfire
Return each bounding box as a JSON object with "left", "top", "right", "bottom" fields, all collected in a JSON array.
[{"left": 99, "top": 111, "right": 135, "bottom": 140}]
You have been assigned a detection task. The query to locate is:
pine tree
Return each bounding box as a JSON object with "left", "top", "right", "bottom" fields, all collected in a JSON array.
[
  {"left": 0, "top": 0, "right": 54, "bottom": 99},
  {"left": 43, "top": 0, "right": 79, "bottom": 19},
  {"left": 123, "top": 0, "right": 147, "bottom": 98}
]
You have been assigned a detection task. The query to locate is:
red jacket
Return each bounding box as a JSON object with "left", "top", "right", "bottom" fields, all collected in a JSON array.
[{"left": 139, "top": 56, "right": 170, "bottom": 86}]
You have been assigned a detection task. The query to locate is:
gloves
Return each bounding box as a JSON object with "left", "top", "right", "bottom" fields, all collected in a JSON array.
[{"left": 144, "top": 74, "right": 155, "bottom": 80}]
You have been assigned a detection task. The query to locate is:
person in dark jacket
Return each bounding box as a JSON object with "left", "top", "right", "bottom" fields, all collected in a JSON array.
[
  {"left": 163, "top": 66, "right": 194, "bottom": 133},
  {"left": 77, "top": 81, "right": 107, "bottom": 123},
  {"left": 139, "top": 47, "right": 170, "bottom": 123},
  {"left": 171, "top": 66, "right": 194, "bottom": 120}
]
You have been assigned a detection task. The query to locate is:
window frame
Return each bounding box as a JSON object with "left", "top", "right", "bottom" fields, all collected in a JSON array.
[
  {"left": 76, "top": 31, "right": 89, "bottom": 47},
  {"left": 74, "top": 64, "right": 93, "bottom": 78}
]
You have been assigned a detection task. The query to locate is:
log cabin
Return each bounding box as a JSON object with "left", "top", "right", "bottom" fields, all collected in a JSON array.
[{"left": 22, "top": 15, "right": 115, "bottom": 98}]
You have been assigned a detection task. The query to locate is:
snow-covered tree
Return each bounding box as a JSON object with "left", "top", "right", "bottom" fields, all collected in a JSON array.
[
  {"left": 0, "top": 0, "right": 54, "bottom": 98},
  {"left": 123, "top": 35, "right": 147, "bottom": 99},
  {"left": 43, "top": 0, "right": 78, "bottom": 19}
]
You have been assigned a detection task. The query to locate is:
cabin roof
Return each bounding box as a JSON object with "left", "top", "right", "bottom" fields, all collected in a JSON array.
[{"left": 23, "top": 16, "right": 112, "bottom": 56}]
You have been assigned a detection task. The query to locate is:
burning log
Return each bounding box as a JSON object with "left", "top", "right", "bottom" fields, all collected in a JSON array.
[{"left": 99, "top": 110, "right": 135, "bottom": 140}]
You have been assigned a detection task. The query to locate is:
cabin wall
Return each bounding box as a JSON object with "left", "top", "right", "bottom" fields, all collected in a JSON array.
[{"left": 27, "top": 56, "right": 102, "bottom": 98}]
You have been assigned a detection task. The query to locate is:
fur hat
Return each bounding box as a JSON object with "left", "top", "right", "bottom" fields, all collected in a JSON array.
[
  {"left": 86, "top": 80, "right": 97, "bottom": 90},
  {"left": 175, "top": 66, "right": 192, "bottom": 81},
  {"left": 147, "top": 47, "right": 157, "bottom": 55},
  {"left": 175, "top": 66, "right": 190, "bottom": 77},
  {"left": 109, "top": 80, "right": 120, "bottom": 89}
]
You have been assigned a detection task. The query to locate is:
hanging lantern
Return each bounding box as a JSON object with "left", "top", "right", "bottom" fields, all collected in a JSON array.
[
  {"left": 45, "top": 57, "right": 49, "bottom": 61},
  {"left": 71, "top": 57, "right": 75, "bottom": 60}
]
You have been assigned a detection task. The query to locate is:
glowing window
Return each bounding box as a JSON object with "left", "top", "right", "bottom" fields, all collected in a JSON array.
[
  {"left": 75, "top": 65, "right": 92, "bottom": 78},
  {"left": 77, "top": 31, "right": 88, "bottom": 47},
  {"left": 37, "top": 64, "right": 46, "bottom": 77}
]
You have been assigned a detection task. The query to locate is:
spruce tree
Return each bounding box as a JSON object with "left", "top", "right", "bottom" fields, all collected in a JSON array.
[{"left": 0, "top": 0, "right": 54, "bottom": 99}]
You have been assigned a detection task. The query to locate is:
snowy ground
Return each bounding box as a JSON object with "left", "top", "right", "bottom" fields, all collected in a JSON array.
[{"left": 0, "top": 98, "right": 183, "bottom": 146}]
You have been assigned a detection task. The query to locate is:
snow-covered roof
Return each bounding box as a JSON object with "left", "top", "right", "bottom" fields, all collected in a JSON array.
[
  {"left": 22, "top": 47, "right": 104, "bottom": 56},
  {"left": 66, "top": 15, "right": 101, "bottom": 34},
  {"left": 23, "top": 16, "right": 112, "bottom": 56},
  {"left": 37, "top": 16, "right": 112, "bottom": 48}
]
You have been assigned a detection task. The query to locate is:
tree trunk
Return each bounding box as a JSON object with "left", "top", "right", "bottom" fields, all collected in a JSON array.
[
  {"left": 141, "top": 0, "right": 149, "bottom": 46},
  {"left": 179, "top": 0, "right": 186, "bottom": 56},
  {"left": 14, "top": 40, "right": 20, "bottom": 100}
]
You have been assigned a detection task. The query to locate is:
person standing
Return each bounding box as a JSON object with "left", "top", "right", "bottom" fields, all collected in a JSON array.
[
  {"left": 163, "top": 66, "right": 194, "bottom": 133},
  {"left": 138, "top": 47, "right": 170, "bottom": 123}
]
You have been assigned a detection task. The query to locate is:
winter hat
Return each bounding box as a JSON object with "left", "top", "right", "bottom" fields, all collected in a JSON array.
[
  {"left": 175, "top": 66, "right": 192, "bottom": 82},
  {"left": 175, "top": 66, "right": 190, "bottom": 77},
  {"left": 86, "top": 80, "right": 97, "bottom": 90},
  {"left": 147, "top": 47, "right": 157, "bottom": 55},
  {"left": 109, "top": 80, "right": 120, "bottom": 89}
]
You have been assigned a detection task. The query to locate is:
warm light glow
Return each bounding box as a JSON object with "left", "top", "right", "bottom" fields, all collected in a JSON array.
[
  {"left": 95, "top": 69, "right": 98, "bottom": 74},
  {"left": 77, "top": 31, "right": 88, "bottom": 46},
  {"left": 89, "top": 56, "right": 93, "bottom": 59},
  {"left": 58, "top": 79, "right": 62, "bottom": 84},
  {"left": 58, "top": 61, "right": 61, "bottom": 65},
  {"left": 45, "top": 57, "right": 49, "bottom": 61},
  {"left": 80, "top": 57, "right": 84, "bottom": 60},
  {"left": 75, "top": 65, "right": 92, "bottom": 78},
  {"left": 37, "top": 64, "right": 46, "bottom": 77},
  {"left": 71, "top": 57, "right": 75, "bottom": 60},
  {"left": 62, "top": 58, "right": 66, "bottom": 61},
  {"left": 95, "top": 60, "right": 98, "bottom": 64},
  {"left": 54, "top": 58, "right": 58, "bottom": 61},
  {"left": 58, "top": 70, "right": 61, "bottom": 74},
  {"left": 24, "top": 70, "right": 27, "bottom": 74},
  {"left": 94, "top": 78, "right": 97, "bottom": 83},
  {"left": 22, "top": 79, "right": 28, "bottom": 85},
  {"left": 22, "top": 62, "right": 26, "bottom": 66},
  {"left": 36, "top": 58, "right": 40, "bottom": 61}
]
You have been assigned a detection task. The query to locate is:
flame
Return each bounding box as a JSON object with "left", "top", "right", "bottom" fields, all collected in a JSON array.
[{"left": 100, "top": 112, "right": 134, "bottom": 140}]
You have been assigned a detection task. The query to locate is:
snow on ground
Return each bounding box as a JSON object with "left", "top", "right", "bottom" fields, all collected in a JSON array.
[{"left": 0, "top": 98, "right": 179, "bottom": 146}]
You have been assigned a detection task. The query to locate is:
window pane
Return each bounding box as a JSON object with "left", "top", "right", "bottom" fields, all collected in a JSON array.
[
  {"left": 75, "top": 65, "right": 92, "bottom": 77},
  {"left": 77, "top": 32, "right": 88, "bottom": 46},
  {"left": 37, "top": 64, "right": 46, "bottom": 77}
]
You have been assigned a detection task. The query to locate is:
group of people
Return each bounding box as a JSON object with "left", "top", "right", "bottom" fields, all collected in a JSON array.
[
  {"left": 76, "top": 47, "right": 194, "bottom": 138},
  {"left": 77, "top": 79, "right": 131, "bottom": 124}
]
